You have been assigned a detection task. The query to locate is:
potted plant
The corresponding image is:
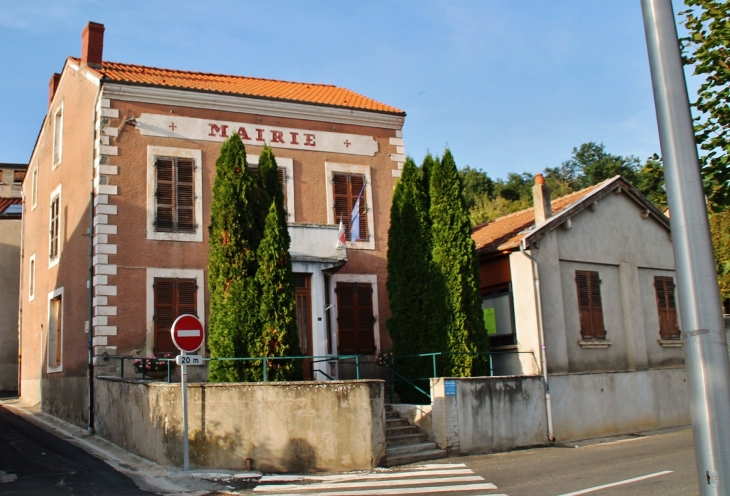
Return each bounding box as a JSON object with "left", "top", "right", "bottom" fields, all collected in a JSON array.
[{"left": 132, "top": 354, "right": 176, "bottom": 379}]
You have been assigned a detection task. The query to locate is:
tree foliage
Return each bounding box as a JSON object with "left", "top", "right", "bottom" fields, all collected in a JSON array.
[
  {"left": 429, "top": 150, "right": 489, "bottom": 377},
  {"left": 680, "top": 0, "right": 730, "bottom": 207},
  {"left": 208, "top": 136, "right": 300, "bottom": 382}
]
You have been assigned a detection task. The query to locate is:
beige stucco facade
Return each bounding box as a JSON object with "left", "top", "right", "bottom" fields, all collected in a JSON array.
[
  {"left": 0, "top": 218, "right": 21, "bottom": 391},
  {"left": 19, "top": 33, "right": 405, "bottom": 426}
]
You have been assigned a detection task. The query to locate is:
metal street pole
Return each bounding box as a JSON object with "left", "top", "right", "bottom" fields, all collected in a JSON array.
[
  {"left": 641, "top": 0, "right": 730, "bottom": 492},
  {"left": 182, "top": 351, "right": 189, "bottom": 471}
]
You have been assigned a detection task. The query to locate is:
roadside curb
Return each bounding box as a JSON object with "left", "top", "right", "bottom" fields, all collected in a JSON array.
[{"left": 0, "top": 398, "right": 226, "bottom": 495}]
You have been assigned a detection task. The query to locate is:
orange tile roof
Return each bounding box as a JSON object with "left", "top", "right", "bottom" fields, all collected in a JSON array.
[
  {"left": 471, "top": 180, "right": 608, "bottom": 254},
  {"left": 0, "top": 197, "right": 22, "bottom": 215},
  {"left": 71, "top": 58, "right": 404, "bottom": 115}
]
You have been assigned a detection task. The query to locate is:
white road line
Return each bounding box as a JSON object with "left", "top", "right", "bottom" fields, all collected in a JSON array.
[
  {"left": 261, "top": 468, "right": 474, "bottom": 483},
  {"left": 413, "top": 464, "right": 467, "bottom": 469},
  {"left": 557, "top": 470, "right": 674, "bottom": 496},
  {"left": 268, "top": 482, "right": 499, "bottom": 495},
  {"left": 253, "top": 475, "right": 485, "bottom": 492}
]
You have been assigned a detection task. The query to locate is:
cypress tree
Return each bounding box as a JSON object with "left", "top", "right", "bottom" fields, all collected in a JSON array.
[
  {"left": 386, "top": 158, "right": 439, "bottom": 400},
  {"left": 248, "top": 146, "right": 302, "bottom": 381},
  {"left": 429, "top": 149, "right": 488, "bottom": 377},
  {"left": 207, "top": 134, "right": 260, "bottom": 382}
]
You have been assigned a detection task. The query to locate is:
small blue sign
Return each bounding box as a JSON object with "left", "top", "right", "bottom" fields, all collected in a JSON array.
[{"left": 444, "top": 380, "right": 457, "bottom": 396}]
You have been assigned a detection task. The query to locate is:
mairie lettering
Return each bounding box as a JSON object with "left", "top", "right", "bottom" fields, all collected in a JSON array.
[{"left": 209, "top": 123, "right": 315, "bottom": 147}]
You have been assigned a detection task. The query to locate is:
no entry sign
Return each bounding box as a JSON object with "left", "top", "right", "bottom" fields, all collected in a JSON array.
[{"left": 171, "top": 314, "right": 205, "bottom": 353}]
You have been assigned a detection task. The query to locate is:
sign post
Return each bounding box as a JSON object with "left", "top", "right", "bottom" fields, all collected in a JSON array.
[{"left": 171, "top": 314, "right": 205, "bottom": 472}]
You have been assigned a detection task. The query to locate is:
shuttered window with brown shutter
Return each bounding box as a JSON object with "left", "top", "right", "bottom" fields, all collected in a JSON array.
[
  {"left": 154, "top": 277, "right": 198, "bottom": 354},
  {"left": 155, "top": 156, "right": 196, "bottom": 233},
  {"left": 333, "top": 173, "right": 368, "bottom": 241},
  {"left": 575, "top": 270, "right": 606, "bottom": 340},
  {"left": 336, "top": 282, "right": 375, "bottom": 355},
  {"left": 248, "top": 166, "right": 287, "bottom": 208},
  {"left": 654, "top": 276, "right": 680, "bottom": 339}
]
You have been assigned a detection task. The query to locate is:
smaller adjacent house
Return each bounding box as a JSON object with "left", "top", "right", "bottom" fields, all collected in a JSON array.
[
  {"left": 471, "top": 175, "right": 688, "bottom": 441},
  {"left": 0, "top": 163, "right": 26, "bottom": 392}
]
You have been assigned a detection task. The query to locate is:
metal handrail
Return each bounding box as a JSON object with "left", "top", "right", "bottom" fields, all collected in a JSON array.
[
  {"left": 104, "top": 354, "right": 364, "bottom": 383},
  {"left": 385, "top": 350, "right": 539, "bottom": 404}
]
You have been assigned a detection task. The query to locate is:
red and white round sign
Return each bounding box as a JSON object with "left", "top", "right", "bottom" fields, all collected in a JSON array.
[{"left": 171, "top": 314, "right": 205, "bottom": 353}]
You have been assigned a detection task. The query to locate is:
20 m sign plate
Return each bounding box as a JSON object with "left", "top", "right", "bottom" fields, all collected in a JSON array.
[{"left": 171, "top": 314, "right": 205, "bottom": 353}]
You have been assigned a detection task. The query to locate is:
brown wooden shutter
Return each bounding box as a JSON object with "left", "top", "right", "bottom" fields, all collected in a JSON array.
[
  {"left": 176, "top": 158, "right": 195, "bottom": 232},
  {"left": 655, "top": 276, "right": 679, "bottom": 339},
  {"left": 336, "top": 282, "right": 375, "bottom": 355},
  {"left": 333, "top": 173, "right": 351, "bottom": 238},
  {"left": 14, "top": 170, "right": 25, "bottom": 183},
  {"left": 154, "top": 277, "right": 198, "bottom": 354},
  {"left": 155, "top": 157, "right": 175, "bottom": 232},
  {"left": 575, "top": 270, "right": 605, "bottom": 340},
  {"left": 277, "top": 167, "right": 287, "bottom": 208}
]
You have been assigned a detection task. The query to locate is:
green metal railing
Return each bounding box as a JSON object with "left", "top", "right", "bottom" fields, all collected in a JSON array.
[
  {"left": 384, "top": 350, "right": 539, "bottom": 404},
  {"left": 106, "top": 354, "right": 364, "bottom": 383}
]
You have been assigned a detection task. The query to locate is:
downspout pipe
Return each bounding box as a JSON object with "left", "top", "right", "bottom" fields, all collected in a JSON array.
[
  {"left": 520, "top": 239, "right": 555, "bottom": 442},
  {"left": 17, "top": 190, "right": 25, "bottom": 397},
  {"left": 87, "top": 83, "right": 102, "bottom": 434}
]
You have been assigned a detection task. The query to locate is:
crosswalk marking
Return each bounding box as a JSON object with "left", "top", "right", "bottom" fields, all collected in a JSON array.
[
  {"left": 253, "top": 475, "right": 485, "bottom": 492},
  {"left": 252, "top": 463, "right": 500, "bottom": 495}
]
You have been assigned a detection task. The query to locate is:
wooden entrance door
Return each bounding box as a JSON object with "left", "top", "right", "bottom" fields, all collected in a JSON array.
[
  {"left": 294, "top": 274, "right": 313, "bottom": 379},
  {"left": 335, "top": 282, "right": 375, "bottom": 355}
]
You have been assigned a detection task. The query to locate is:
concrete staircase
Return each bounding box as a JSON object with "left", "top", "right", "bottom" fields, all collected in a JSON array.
[{"left": 384, "top": 404, "right": 446, "bottom": 466}]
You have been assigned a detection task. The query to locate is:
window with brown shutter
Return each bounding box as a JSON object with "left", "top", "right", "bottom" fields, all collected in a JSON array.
[
  {"left": 155, "top": 156, "right": 196, "bottom": 233},
  {"left": 248, "top": 165, "right": 287, "bottom": 207},
  {"left": 14, "top": 170, "right": 25, "bottom": 183},
  {"left": 575, "top": 270, "right": 606, "bottom": 340},
  {"left": 332, "top": 173, "right": 368, "bottom": 242},
  {"left": 654, "top": 276, "right": 680, "bottom": 339},
  {"left": 336, "top": 282, "right": 375, "bottom": 355},
  {"left": 154, "top": 277, "right": 198, "bottom": 354}
]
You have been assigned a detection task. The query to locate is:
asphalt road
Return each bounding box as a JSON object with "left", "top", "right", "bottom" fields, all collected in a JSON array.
[
  {"left": 0, "top": 404, "right": 155, "bottom": 495},
  {"left": 462, "top": 427, "right": 698, "bottom": 495}
]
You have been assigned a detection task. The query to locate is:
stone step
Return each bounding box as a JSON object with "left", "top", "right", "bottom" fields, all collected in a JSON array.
[
  {"left": 385, "top": 449, "right": 448, "bottom": 467},
  {"left": 385, "top": 410, "right": 400, "bottom": 419},
  {"left": 386, "top": 425, "right": 421, "bottom": 437},
  {"left": 384, "top": 404, "right": 393, "bottom": 412},
  {"left": 386, "top": 442, "right": 439, "bottom": 457},
  {"left": 385, "top": 418, "right": 410, "bottom": 428},
  {"left": 385, "top": 432, "right": 429, "bottom": 446}
]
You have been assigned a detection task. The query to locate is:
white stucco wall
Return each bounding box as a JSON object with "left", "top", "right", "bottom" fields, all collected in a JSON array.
[{"left": 0, "top": 219, "right": 21, "bottom": 391}]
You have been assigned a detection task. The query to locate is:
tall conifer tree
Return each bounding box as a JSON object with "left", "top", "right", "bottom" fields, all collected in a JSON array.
[
  {"left": 429, "top": 149, "right": 488, "bottom": 377},
  {"left": 248, "top": 146, "right": 302, "bottom": 381},
  {"left": 207, "top": 134, "right": 260, "bottom": 382},
  {"left": 386, "top": 158, "right": 439, "bottom": 399}
]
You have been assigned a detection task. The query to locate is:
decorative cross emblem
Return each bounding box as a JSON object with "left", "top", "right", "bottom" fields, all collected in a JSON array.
[
  {"left": 343, "top": 140, "right": 351, "bottom": 149},
  {"left": 169, "top": 122, "right": 177, "bottom": 132}
]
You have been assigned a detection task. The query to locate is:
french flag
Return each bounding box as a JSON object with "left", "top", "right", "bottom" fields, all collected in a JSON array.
[{"left": 350, "top": 183, "right": 365, "bottom": 242}]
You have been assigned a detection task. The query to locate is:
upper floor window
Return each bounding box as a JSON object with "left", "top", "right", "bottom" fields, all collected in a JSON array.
[
  {"left": 575, "top": 270, "right": 605, "bottom": 340},
  {"left": 53, "top": 105, "right": 63, "bottom": 167},
  {"left": 14, "top": 170, "right": 25, "bottom": 184},
  {"left": 146, "top": 146, "right": 203, "bottom": 242},
  {"left": 31, "top": 166, "right": 38, "bottom": 209},
  {"left": 49, "top": 186, "right": 62, "bottom": 266},
  {"left": 155, "top": 156, "right": 196, "bottom": 233},
  {"left": 325, "top": 163, "right": 374, "bottom": 250},
  {"left": 247, "top": 155, "right": 295, "bottom": 222}
]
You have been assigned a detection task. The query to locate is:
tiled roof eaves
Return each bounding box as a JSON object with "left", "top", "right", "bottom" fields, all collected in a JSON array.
[
  {"left": 105, "top": 79, "right": 407, "bottom": 116},
  {"left": 0, "top": 163, "right": 28, "bottom": 169}
]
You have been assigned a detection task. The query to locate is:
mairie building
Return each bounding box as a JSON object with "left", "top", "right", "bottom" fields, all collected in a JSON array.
[{"left": 19, "top": 22, "right": 406, "bottom": 425}]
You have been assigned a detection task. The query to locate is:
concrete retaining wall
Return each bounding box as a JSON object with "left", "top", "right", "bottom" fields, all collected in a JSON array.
[
  {"left": 430, "top": 376, "right": 549, "bottom": 455},
  {"left": 95, "top": 378, "right": 386, "bottom": 472},
  {"left": 550, "top": 367, "right": 689, "bottom": 442}
]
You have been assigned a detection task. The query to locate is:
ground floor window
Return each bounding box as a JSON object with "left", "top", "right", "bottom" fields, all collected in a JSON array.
[
  {"left": 336, "top": 282, "right": 375, "bottom": 355},
  {"left": 654, "top": 275, "right": 680, "bottom": 340},
  {"left": 482, "top": 286, "right": 516, "bottom": 348},
  {"left": 153, "top": 277, "right": 197, "bottom": 354},
  {"left": 47, "top": 290, "right": 63, "bottom": 371}
]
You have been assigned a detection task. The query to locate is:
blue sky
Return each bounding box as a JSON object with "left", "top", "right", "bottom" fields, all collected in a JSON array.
[{"left": 0, "top": 0, "right": 698, "bottom": 180}]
